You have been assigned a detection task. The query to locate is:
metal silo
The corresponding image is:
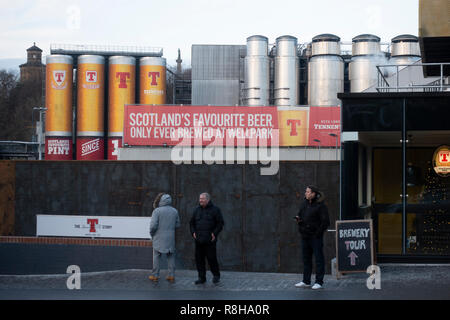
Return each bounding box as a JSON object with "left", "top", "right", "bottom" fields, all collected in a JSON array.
[
  {"left": 108, "top": 56, "right": 136, "bottom": 160},
  {"left": 308, "top": 34, "right": 344, "bottom": 106},
  {"left": 389, "top": 34, "right": 421, "bottom": 67},
  {"left": 274, "top": 35, "right": 299, "bottom": 106},
  {"left": 45, "top": 55, "right": 73, "bottom": 160},
  {"left": 244, "top": 35, "right": 270, "bottom": 106},
  {"left": 349, "top": 34, "right": 387, "bottom": 92},
  {"left": 76, "top": 55, "right": 105, "bottom": 160},
  {"left": 140, "top": 57, "right": 166, "bottom": 105}
]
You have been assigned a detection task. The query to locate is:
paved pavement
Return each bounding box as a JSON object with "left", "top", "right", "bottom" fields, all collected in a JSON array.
[{"left": 0, "top": 264, "right": 449, "bottom": 300}]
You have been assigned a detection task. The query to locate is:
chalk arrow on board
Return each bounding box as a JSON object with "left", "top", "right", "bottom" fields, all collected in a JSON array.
[{"left": 348, "top": 251, "right": 358, "bottom": 266}]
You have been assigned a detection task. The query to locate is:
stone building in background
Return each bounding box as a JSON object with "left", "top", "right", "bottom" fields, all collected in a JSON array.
[{"left": 19, "top": 43, "right": 45, "bottom": 83}]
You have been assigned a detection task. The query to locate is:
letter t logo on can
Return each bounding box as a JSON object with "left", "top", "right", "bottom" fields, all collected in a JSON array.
[
  {"left": 148, "top": 72, "right": 160, "bottom": 86},
  {"left": 116, "top": 72, "right": 130, "bottom": 88}
]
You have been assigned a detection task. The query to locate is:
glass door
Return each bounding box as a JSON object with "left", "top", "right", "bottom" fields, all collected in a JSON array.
[
  {"left": 406, "top": 132, "right": 450, "bottom": 255},
  {"left": 373, "top": 147, "right": 403, "bottom": 255}
]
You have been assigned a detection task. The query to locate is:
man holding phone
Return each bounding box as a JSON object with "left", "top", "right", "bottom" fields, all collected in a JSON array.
[{"left": 294, "top": 185, "right": 330, "bottom": 290}]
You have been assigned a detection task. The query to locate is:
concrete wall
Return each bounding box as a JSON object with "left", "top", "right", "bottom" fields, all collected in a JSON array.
[{"left": 7, "top": 160, "right": 339, "bottom": 274}]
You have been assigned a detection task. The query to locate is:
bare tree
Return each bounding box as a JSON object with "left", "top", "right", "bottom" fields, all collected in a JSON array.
[{"left": 0, "top": 69, "right": 42, "bottom": 141}]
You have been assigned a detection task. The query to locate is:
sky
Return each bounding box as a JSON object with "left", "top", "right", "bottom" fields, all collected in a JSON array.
[{"left": 0, "top": 0, "right": 419, "bottom": 68}]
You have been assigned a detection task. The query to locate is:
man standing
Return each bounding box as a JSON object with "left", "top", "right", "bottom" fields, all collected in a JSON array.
[
  {"left": 294, "top": 185, "right": 330, "bottom": 290},
  {"left": 190, "top": 192, "right": 224, "bottom": 284}
]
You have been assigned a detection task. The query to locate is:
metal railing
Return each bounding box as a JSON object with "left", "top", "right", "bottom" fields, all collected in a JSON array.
[
  {"left": 50, "top": 44, "right": 163, "bottom": 57},
  {"left": 376, "top": 62, "right": 450, "bottom": 92}
]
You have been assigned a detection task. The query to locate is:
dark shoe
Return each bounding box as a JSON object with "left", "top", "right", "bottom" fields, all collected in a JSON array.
[
  {"left": 212, "top": 276, "right": 220, "bottom": 284},
  {"left": 195, "top": 278, "right": 206, "bottom": 285}
]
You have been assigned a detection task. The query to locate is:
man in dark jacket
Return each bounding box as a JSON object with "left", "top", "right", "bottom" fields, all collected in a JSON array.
[
  {"left": 295, "top": 185, "right": 330, "bottom": 290},
  {"left": 190, "top": 192, "right": 224, "bottom": 284}
]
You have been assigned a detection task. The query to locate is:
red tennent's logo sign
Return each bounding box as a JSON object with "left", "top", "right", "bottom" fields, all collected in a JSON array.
[
  {"left": 86, "top": 71, "right": 98, "bottom": 83},
  {"left": 87, "top": 219, "right": 99, "bottom": 233},
  {"left": 433, "top": 145, "right": 450, "bottom": 177},
  {"left": 287, "top": 119, "right": 301, "bottom": 136},
  {"left": 148, "top": 72, "right": 160, "bottom": 86},
  {"left": 116, "top": 72, "right": 130, "bottom": 88},
  {"left": 53, "top": 71, "right": 66, "bottom": 86},
  {"left": 439, "top": 151, "right": 449, "bottom": 163}
]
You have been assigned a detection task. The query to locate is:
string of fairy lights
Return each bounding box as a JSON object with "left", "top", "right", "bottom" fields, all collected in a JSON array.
[{"left": 411, "top": 164, "right": 450, "bottom": 254}]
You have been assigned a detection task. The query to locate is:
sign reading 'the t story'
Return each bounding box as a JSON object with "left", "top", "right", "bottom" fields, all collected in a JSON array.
[
  {"left": 336, "top": 219, "right": 374, "bottom": 273},
  {"left": 36, "top": 215, "right": 152, "bottom": 239}
]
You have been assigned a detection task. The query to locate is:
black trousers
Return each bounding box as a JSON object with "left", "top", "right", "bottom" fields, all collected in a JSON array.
[
  {"left": 195, "top": 241, "right": 220, "bottom": 279},
  {"left": 301, "top": 235, "right": 325, "bottom": 285}
]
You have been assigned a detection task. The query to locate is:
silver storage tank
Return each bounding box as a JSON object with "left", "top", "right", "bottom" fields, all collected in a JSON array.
[
  {"left": 349, "top": 34, "right": 387, "bottom": 92},
  {"left": 274, "top": 35, "right": 299, "bottom": 106},
  {"left": 389, "top": 34, "right": 421, "bottom": 68},
  {"left": 308, "top": 34, "right": 344, "bottom": 106},
  {"left": 244, "top": 35, "right": 270, "bottom": 106}
]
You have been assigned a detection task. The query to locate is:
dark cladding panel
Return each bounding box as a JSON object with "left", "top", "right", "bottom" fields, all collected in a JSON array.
[
  {"left": 75, "top": 163, "right": 110, "bottom": 216},
  {"left": 279, "top": 163, "right": 317, "bottom": 272},
  {"left": 12, "top": 161, "right": 339, "bottom": 273},
  {"left": 14, "top": 162, "right": 33, "bottom": 236},
  {"left": 341, "top": 93, "right": 450, "bottom": 132},
  {"left": 243, "top": 164, "right": 280, "bottom": 272},
  {"left": 406, "top": 97, "right": 450, "bottom": 130},
  {"left": 173, "top": 164, "right": 243, "bottom": 271},
  {"left": 174, "top": 164, "right": 244, "bottom": 271},
  {"left": 342, "top": 142, "right": 360, "bottom": 220},
  {"left": 208, "top": 165, "right": 244, "bottom": 271},
  {"left": 280, "top": 162, "right": 339, "bottom": 273},
  {"left": 342, "top": 98, "right": 402, "bottom": 132}
]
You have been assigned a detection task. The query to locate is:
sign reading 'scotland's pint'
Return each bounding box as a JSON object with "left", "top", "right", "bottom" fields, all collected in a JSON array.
[{"left": 36, "top": 215, "right": 152, "bottom": 239}]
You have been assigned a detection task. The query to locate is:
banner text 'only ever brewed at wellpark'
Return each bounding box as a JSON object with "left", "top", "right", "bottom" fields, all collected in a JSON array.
[{"left": 123, "top": 105, "right": 340, "bottom": 147}]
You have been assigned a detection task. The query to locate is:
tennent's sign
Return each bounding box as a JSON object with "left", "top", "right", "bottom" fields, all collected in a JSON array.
[
  {"left": 124, "top": 105, "right": 279, "bottom": 147},
  {"left": 36, "top": 215, "right": 152, "bottom": 239},
  {"left": 123, "top": 105, "right": 341, "bottom": 148},
  {"left": 433, "top": 145, "right": 450, "bottom": 177}
]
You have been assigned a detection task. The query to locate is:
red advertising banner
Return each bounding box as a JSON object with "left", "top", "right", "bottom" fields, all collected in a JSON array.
[
  {"left": 76, "top": 137, "right": 105, "bottom": 160},
  {"left": 107, "top": 137, "right": 122, "bottom": 160},
  {"left": 45, "top": 137, "right": 73, "bottom": 160},
  {"left": 308, "top": 106, "right": 340, "bottom": 147},
  {"left": 123, "top": 105, "right": 279, "bottom": 147}
]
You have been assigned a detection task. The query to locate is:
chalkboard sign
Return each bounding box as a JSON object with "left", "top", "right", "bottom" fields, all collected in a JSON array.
[{"left": 336, "top": 219, "right": 374, "bottom": 274}]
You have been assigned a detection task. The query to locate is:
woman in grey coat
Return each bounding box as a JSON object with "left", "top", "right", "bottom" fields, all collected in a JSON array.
[{"left": 149, "top": 193, "right": 180, "bottom": 282}]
